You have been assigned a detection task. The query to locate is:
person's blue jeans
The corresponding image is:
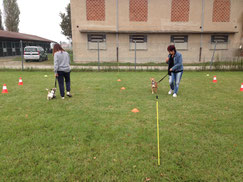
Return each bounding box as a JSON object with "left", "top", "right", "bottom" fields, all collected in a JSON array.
[
  {"left": 171, "top": 71, "right": 183, "bottom": 94},
  {"left": 169, "top": 75, "right": 174, "bottom": 91},
  {"left": 57, "top": 71, "right": 71, "bottom": 97}
]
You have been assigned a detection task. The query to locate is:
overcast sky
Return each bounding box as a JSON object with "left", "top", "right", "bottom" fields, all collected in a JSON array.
[{"left": 0, "top": 0, "right": 70, "bottom": 43}]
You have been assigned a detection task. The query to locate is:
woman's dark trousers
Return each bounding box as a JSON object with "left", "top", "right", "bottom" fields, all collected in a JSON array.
[{"left": 57, "top": 71, "right": 71, "bottom": 97}]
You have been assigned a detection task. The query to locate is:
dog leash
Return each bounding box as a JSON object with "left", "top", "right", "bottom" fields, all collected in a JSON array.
[
  {"left": 157, "top": 73, "right": 168, "bottom": 83},
  {"left": 55, "top": 76, "right": 57, "bottom": 88}
]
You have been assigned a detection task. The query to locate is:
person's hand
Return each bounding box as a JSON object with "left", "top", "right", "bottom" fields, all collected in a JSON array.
[
  {"left": 55, "top": 73, "right": 58, "bottom": 77},
  {"left": 166, "top": 57, "right": 169, "bottom": 63},
  {"left": 170, "top": 68, "right": 172, "bottom": 72}
]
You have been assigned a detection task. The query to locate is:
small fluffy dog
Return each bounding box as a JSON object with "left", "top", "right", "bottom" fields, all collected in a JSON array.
[
  {"left": 150, "top": 78, "right": 158, "bottom": 94},
  {"left": 46, "top": 88, "right": 56, "bottom": 100}
]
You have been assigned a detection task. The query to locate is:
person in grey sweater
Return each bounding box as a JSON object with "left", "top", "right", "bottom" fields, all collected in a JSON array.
[{"left": 53, "top": 43, "right": 72, "bottom": 99}]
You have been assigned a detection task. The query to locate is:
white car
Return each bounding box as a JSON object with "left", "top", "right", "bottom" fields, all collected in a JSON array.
[{"left": 24, "top": 46, "right": 48, "bottom": 62}]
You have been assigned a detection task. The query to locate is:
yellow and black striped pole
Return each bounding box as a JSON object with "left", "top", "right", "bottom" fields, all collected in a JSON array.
[{"left": 156, "top": 95, "right": 160, "bottom": 165}]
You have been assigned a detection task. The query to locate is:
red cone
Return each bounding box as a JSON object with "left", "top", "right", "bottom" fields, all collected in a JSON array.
[
  {"left": 18, "top": 77, "right": 23, "bottom": 85},
  {"left": 2, "top": 84, "right": 8, "bottom": 93},
  {"left": 240, "top": 83, "right": 243, "bottom": 92},
  {"left": 213, "top": 76, "right": 217, "bottom": 83}
]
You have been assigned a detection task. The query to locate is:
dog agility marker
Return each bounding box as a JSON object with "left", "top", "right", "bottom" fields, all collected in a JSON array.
[
  {"left": 121, "top": 87, "right": 126, "bottom": 90},
  {"left": 213, "top": 76, "right": 217, "bottom": 83},
  {"left": 240, "top": 83, "right": 243, "bottom": 92},
  {"left": 2, "top": 84, "right": 8, "bottom": 93},
  {"left": 117, "top": 79, "right": 121, "bottom": 82},
  {"left": 156, "top": 96, "right": 160, "bottom": 166},
  {"left": 18, "top": 77, "right": 23, "bottom": 85},
  {"left": 131, "top": 108, "right": 139, "bottom": 113}
]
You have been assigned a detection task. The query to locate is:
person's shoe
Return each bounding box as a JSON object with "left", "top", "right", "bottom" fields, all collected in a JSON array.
[
  {"left": 61, "top": 97, "right": 65, "bottom": 100},
  {"left": 173, "top": 93, "right": 177, "bottom": 97},
  {"left": 168, "top": 89, "right": 173, "bottom": 95},
  {"left": 67, "top": 92, "right": 72, "bottom": 97}
]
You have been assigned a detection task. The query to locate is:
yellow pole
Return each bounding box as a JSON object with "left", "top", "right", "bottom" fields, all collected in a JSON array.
[{"left": 156, "top": 96, "right": 160, "bottom": 165}]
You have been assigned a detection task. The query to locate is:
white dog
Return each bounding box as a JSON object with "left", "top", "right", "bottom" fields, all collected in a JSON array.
[{"left": 46, "top": 88, "right": 56, "bottom": 100}]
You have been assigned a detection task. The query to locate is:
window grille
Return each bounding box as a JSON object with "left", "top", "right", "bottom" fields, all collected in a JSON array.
[
  {"left": 171, "top": 35, "right": 188, "bottom": 43},
  {"left": 88, "top": 34, "right": 106, "bottom": 42},
  {"left": 211, "top": 35, "right": 228, "bottom": 43},
  {"left": 171, "top": 35, "right": 188, "bottom": 50},
  {"left": 129, "top": 35, "right": 147, "bottom": 43}
]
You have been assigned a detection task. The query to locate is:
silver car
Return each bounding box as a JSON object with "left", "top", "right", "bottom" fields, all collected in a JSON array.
[{"left": 24, "top": 46, "right": 48, "bottom": 62}]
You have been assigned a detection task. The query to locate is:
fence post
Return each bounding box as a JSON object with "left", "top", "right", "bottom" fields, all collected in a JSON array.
[
  {"left": 20, "top": 40, "right": 24, "bottom": 71},
  {"left": 97, "top": 41, "right": 100, "bottom": 71},
  {"left": 199, "top": 47, "right": 202, "bottom": 62},
  {"left": 210, "top": 41, "right": 217, "bottom": 70},
  {"left": 134, "top": 40, "right": 136, "bottom": 70},
  {"left": 241, "top": 58, "right": 242, "bottom": 70}
]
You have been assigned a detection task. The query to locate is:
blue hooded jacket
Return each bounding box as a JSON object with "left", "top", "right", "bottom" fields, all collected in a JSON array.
[{"left": 171, "top": 51, "right": 183, "bottom": 72}]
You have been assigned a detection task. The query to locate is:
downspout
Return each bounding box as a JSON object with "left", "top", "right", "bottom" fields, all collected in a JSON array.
[
  {"left": 116, "top": 0, "right": 119, "bottom": 62},
  {"left": 199, "top": 0, "right": 205, "bottom": 62}
]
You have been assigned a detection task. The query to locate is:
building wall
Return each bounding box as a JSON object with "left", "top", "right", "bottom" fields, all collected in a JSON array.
[{"left": 71, "top": 0, "right": 243, "bottom": 63}]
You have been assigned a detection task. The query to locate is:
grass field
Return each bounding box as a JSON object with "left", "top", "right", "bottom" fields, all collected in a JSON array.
[{"left": 0, "top": 71, "right": 242, "bottom": 181}]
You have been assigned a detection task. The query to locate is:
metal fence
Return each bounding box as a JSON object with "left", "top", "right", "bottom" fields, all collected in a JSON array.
[
  {"left": 0, "top": 40, "right": 51, "bottom": 57},
  {"left": 74, "top": 41, "right": 243, "bottom": 66}
]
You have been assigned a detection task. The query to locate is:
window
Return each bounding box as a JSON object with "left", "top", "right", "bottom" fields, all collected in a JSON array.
[
  {"left": 211, "top": 35, "right": 228, "bottom": 50},
  {"left": 24, "top": 48, "right": 38, "bottom": 52},
  {"left": 3, "top": 42, "right": 7, "bottom": 53},
  {"left": 88, "top": 34, "right": 106, "bottom": 42},
  {"left": 11, "top": 42, "right": 16, "bottom": 54},
  {"left": 171, "top": 35, "right": 188, "bottom": 50},
  {"left": 129, "top": 35, "right": 147, "bottom": 50},
  {"left": 211, "top": 35, "right": 228, "bottom": 43},
  {"left": 130, "top": 35, "right": 147, "bottom": 43},
  {"left": 87, "top": 34, "right": 106, "bottom": 50}
]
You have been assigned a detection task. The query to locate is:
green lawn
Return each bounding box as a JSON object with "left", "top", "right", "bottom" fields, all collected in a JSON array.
[{"left": 0, "top": 71, "right": 242, "bottom": 181}]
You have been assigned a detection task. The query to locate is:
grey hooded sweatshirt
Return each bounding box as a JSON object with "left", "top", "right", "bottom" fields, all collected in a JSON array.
[{"left": 54, "top": 51, "right": 71, "bottom": 73}]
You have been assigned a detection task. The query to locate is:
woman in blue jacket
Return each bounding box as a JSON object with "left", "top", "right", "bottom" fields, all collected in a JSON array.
[{"left": 167, "top": 45, "right": 183, "bottom": 97}]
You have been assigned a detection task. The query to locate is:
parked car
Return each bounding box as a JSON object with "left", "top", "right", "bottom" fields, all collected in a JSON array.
[{"left": 24, "top": 46, "right": 48, "bottom": 62}]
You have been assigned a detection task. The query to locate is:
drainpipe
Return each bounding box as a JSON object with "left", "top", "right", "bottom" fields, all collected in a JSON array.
[
  {"left": 116, "top": 0, "right": 119, "bottom": 63},
  {"left": 199, "top": 0, "right": 205, "bottom": 62},
  {"left": 20, "top": 40, "right": 24, "bottom": 71}
]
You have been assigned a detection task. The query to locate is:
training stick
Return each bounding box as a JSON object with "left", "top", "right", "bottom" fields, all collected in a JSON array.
[{"left": 156, "top": 95, "right": 160, "bottom": 165}]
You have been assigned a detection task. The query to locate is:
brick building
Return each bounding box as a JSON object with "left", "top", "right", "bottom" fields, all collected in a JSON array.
[{"left": 70, "top": 0, "right": 243, "bottom": 63}]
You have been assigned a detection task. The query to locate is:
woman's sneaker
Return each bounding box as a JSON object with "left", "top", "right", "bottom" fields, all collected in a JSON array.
[
  {"left": 67, "top": 92, "right": 72, "bottom": 97},
  {"left": 173, "top": 93, "right": 177, "bottom": 97},
  {"left": 168, "top": 89, "right": 173, "bottom": 95}
]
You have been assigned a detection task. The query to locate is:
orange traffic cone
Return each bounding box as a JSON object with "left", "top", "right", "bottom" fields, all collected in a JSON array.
[
  {"left": 131, "top": 108, "right": 139, "bottom": 113},
  {"left": 117, "top": 79, "right": 121, "bottom": 82},
  {"left": 18, "top": 77, "right": 23, "bottom": 85},
  {"left": 240, "top": 83, "right": 243, "bottom": 92},
  {"left": 2, "top": 84, "right": 8, "bottom": 93},
  {"left": 121, "top": 87, "right": 126, "bottom": 90},
  {"left": 213, "top": 76, "right": 217, "bottom": 83}
]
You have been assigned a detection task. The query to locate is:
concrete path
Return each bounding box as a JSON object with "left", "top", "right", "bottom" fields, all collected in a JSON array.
[{"left": 0, "top": 58, "right": 205, "bottom": 71}]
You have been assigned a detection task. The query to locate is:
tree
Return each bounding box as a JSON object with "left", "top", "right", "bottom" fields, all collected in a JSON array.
[
  {"left": 3, "top": 0, "right": 20, "bottom": 32},
  {"left": 60, "top": 3, "right": 72, "bottom": 40},
  {"left": 0, "top": 10, "right": 4, "bottom": 30}
]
